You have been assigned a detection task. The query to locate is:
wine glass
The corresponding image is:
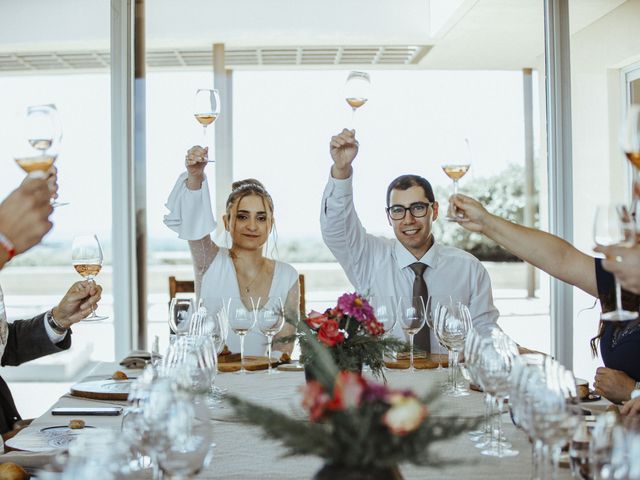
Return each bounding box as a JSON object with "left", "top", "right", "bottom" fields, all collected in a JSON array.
[
  {"left": 194, "top": 88, "right": 220, "bottom": 154},
  {"left": 593, "top": 205, "right": 638, "bottom": 321},
  {"left": 14, "top": 104, "right": 68, "bottom": 207},
  {"left": 443, "top": 138, "right": 472, "bottom": 221},
  {"left": 169, "top": 298, "right": 194, "bottom": 336},
  {"left": 397, "top": 296, "right": 426, "bottom": 372},
  {"left": 226, "top": 297, "right": 259, "bottom": 375},
  {"left": 433, "top": 299, "right": 472, "bottom": 396},
  {"left": 344, "top": 71, "right": 371, "bottom": 130},
  {"left": 256, "top": 297, "right": 285, "bottom": 375},
  {"left": 71, "top": 235, "right": 108, "bottom": 321}
]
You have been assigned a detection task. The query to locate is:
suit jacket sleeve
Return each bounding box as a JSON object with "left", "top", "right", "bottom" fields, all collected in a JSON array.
[{"left": 1, "top": 313, "right": 72, "bottom": 367}]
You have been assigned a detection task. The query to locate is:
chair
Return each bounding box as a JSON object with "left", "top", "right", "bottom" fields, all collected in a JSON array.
[{"left": 168, "top": 274, "right": 307, "bottom": 318}]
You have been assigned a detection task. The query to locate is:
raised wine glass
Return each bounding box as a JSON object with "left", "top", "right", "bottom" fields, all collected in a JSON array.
[
  {"left": 443, "top": 138, "right": 472, "bottom": 221},
  {"left": 593, "top": 205, "right": 638, "bottom": 321},
  {"left": 194, "top": 88, "right": 220, "bottom": 154},
  {"left": 256, "top": 297, "right": 285, "bottom": 375},
  {"left": 71, "top": 235, "right": 108, "bottom": 321},
  {"left": 14, "top": 104, "right": 68, "bottom": 206},
  {"left": 345, "top": 71, "right": 371, "bottom": 130},
  {"left": 227, "top": 297, "right": 259, "bottom": 375},
  {"left": 397, "top": 296, "right": 426, "bottom": 373}
]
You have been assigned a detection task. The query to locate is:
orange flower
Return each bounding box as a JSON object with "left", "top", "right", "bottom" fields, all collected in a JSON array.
[
  {"left": 301, "top": 380, "right": 330, "bottom": 422},
  {"left": 317, "top": 319, "right": 345, "bottom": 347},
  {"left": 326, "top": 371, "right": 366, "bottom": 412}
]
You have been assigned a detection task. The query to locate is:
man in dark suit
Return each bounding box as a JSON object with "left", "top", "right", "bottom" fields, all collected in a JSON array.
[{"left": 0, "top": 172, "right": 103, "bottom": 434}]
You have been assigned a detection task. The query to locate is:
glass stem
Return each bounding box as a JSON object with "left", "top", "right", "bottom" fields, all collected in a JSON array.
[
  {"left": 87, "top": 276, "right": 98, "bottom": 318},
  {"left": 409, "top": 334, "right": 414, "bottom": 371},
  {"left": 495, "top": 396, "right": 504, "bottom": 457},
  {"left": 615, "top": 279, "right": 625, "bottom": 314},
  {"left": 351, "top": 108, "right": 356, "bottom": 131},
  {"left": 240, "top": 335, "right": 245, "bottom": 374},
  {"left": 267, "top": 336, "right": 272, "bottom": 374},
  {"left": 453, "top": 179, "right": 459, "bottom": 196}
]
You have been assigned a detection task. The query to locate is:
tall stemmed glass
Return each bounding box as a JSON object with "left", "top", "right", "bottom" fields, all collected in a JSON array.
[
  {"left": 194, "top": 88, "right": 220, "bottom": 154},
  {"left": 345, "top": 71, "right": 371, "bottom": 130},
  {"left": 443, "top": 138, "right": 472, "bottom": 221},
  {"left": 593, "top": 205, "right": 637, "bottom": 321},
  {"left": 256, "top": 297, "right": 285, "bottom": 375},
  {"left": 71, "top": 235, "right": 108, "bottom": 321},
  {"left": 227, "top": 297, "right": 259, "bottom": 375},
  {"left": 14, "top": 104, "right": 68, "bottom": 206},
  {"left": 434, "top": 300, "right": 472, "bottom": 396},
  {"left": 370, "top": 296, "right": 397, "bottom": 367},
  {"left": 397, "top": 296, "right": 426, "bottom": 373}
]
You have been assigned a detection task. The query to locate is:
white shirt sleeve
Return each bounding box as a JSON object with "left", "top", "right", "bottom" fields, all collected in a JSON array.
[
  {"left": 468, "top": 262, "right": 500, "bottom": 329},
  {"left": 319, "top": 172, "right": 385, "bottom": 292},
  {"left": 43, "top": 311, "right": 68, "bottom": 344},
  {"left": 164, "top": 172, "right": 217, "bottom": 240}
]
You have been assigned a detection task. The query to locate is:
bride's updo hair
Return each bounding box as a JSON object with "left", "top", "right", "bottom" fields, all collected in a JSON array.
[{"left": 226, "top": 178, "right": 274, "bottom": 216}]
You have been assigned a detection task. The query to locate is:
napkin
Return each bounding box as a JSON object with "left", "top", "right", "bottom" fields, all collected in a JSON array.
[
  {"left": 0, "top": 450, "right": 60, "bottom": 469},
  {"left": 119, "top": 350, "right": 151, "bottom": 369}
]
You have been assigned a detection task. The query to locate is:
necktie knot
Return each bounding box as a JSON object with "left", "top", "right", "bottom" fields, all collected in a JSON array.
[{"left": 410, "top": 262, "right": 427, "bottom": 277}]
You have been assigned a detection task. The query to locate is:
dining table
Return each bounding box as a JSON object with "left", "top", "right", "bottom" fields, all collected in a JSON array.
[{"left": 1, "top": 361, "right": 607, "bottom": 479}]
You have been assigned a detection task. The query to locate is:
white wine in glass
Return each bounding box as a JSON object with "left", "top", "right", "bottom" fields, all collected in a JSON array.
[
  {"left": 194, "top": 88, "right": 220, "bottom": 157},
  {"left": 71, "top": 235, "right": 108, "bottom": 321},
  {"left": 14, "top": 104, "right": 68, "bottom": 206},
  {"left": 443, "top": 138, "right": 472, "bottom": 221},
  {"left": 344, "top": 71, "right": 371, "bottom": 129}
]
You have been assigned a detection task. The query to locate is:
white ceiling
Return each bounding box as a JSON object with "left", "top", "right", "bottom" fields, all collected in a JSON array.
[{"left": 0, "top": 0, "right": 630, "bottom": 71}]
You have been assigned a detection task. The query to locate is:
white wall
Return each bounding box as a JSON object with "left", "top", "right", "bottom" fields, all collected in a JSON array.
[{"left": 568, "top": 0, "right": 640, "bottom": 380}]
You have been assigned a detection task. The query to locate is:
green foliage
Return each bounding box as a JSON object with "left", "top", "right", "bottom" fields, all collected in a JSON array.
[{"left": 434, "top": 163, "right": 538, "bottom": 261}]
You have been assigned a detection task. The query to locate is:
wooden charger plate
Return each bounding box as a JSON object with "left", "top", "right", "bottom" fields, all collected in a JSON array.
[
  {"left": 69, "top": 378, "right": 133, "bottom": 401},
  {"left": 385, "top": 353, "right": 449, "bottom": 370},
  {"left": 218, "top": 356, "right": 274, "bottom": 373}
]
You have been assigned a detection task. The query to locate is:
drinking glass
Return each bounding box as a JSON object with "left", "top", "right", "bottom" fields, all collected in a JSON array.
[
  {"left": 433, "top": 300, "right": 472, "bottom": 396},
  {"left": 397, "top": 296, "right": 426, "bottom": 372},
  {"left": 443, "top": 138, "right": 472, "bottom": 221},
  {"left": 593, "top": 204, "right": 638, "bottom": 321},
  {"left": 194, "top": 88, "right": 220, "bottom": 152},
  {"left": 227, "top": 297, "right": 259, "bottom": 374},
  {"left": 14, "top": 104, "right": 68, "bottom": 206},
  {"left": 168, "top": 298, "right": 194, "bottom": 336},
  {"left": 344, "top": 71, "right": 371, "bottom": 129},
  {"left": 256, "top": 297, "right": 285, "bottom": 375},
  {"left": 157, "top": 394, "right": 214, "bottom": 480},
  {"left": 71, "top": 235, "right": 108, "bottom": 321}
]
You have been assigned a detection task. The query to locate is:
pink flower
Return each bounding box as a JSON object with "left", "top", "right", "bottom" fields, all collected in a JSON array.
[
  {"left": 382, "top": 393, "right": 428, "bottom": 436},
  {"left": 305, "top": 310, "right": 329, "bottom": 330},
  {"left": 317, "top": 319, "right": 345, "bottom": 347},
  {"left": 301, "top": 380, "right": 330, "bottom": 422},
  {"left": 337, "top": 293, "right": 375, "bottom": 323}
]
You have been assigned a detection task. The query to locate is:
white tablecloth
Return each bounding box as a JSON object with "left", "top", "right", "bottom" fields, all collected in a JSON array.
[{"left": 8, "top": 364, "right": 581, "bottom": 479}]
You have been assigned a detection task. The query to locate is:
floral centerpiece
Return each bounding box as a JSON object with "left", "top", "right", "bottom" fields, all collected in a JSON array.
[
  {"left": 228, "top": 322, "right": 478, "bottom": 480},
  {"left": 300, "top": 292, "right": 405, "bottom": 379}
]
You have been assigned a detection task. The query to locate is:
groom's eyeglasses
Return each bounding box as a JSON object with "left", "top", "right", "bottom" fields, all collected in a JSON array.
[{"left": 386, "top": 202, "right": 433, "bottom": 221}]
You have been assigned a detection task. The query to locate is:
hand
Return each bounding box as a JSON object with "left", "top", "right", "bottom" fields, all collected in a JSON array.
[
  {"left": 185, "top": 146, "right": 208, "bottom": 189},
  {"left": 47, "top": 165, "right": 59, "bottom": 200},
  {"left": 593, "top": 244, "right": 640, "bottom": 295},
  {"left": 51, "top": 281, "right": 103, "bottom": 328},
  {"left": 449, "top": 194, "right": 490, "bottom": 233},
  {"left": 594, "top": 367, "right": 636, "bottom": 404},
  {"left": 329, "top": 129, "right": 358, "bottom": 179},
  {"left": 621, "top": 396, "right": 640, "bottom": 417},
  {"left": 0, "top": 177, "right": 53, "bottom": 256}
]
